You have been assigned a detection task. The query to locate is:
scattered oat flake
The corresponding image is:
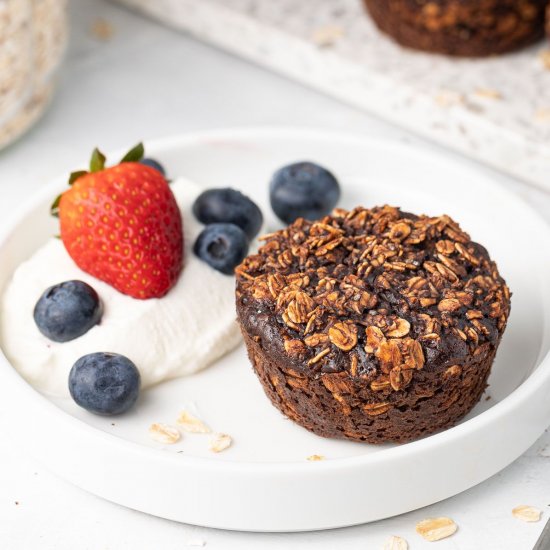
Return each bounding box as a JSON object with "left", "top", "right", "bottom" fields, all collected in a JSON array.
[
  {"left": 474, "top": 88, "right": 502, "bottom": 100},
  {"left": 540, "top": 50, "right": 550, "bottom": 70},
  {"left": 307, "top": 454, "right": 325, "bottom": 461},
  {"left": 311, "top": 24, "right": 344, "bottom": 47},
  {"left": 186, "top": 538, "right": 206, "bottom": 547},
  {"left": 534, "top": 108, "right": 550, "bottom": 122},
  {"left": 383, "top": 535, "right": 408, "bottom": 550},
  {"left": 209, "top": 433, "right": 232, "bottom": 453},
  {"left": 434, "top": 90, "right": 464, "bottom": 107},
  {"left": 91, "top": 18, "right": 114, "bottom": 41},
  {"left": 177, "top": 410, "right": 211, "bottom": 434},
  {"left": 512, "top": 505, "right": 542, "bottom": 522},
  {"left": 148, "top": 423, "right": 181, "bottom": 444},
  {"left": 416, "top": 517, "right": 457, "bottom": 541}
]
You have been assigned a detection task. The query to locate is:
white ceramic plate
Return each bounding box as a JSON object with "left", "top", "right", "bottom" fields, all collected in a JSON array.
[{"left": 1, "top": 128, "right": 550, "bottom": 532}]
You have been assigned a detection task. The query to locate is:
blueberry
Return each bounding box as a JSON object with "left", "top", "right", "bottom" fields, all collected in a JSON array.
[
  {"left": 69, "top": 352, "right": 140, "bottom": 415},
  {"left": 269, "top": 161, "right": 341, "bottom": 224},
  {"left": 33, "top": 280, "right": 103, "bottom": 343},
  {"left": 140, "top": 158, "right": 165, "bottom": 175},
  {"left": 192, "top": 188, "right": 263, "bottom": 240},
  {"left": 193, "top": 223, "right": 249, "bottom": 275}
]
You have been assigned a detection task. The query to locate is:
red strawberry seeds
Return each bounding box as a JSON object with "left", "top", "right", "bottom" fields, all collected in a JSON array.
[{"left": 59, "top": 162, "right": 184, "bottom": 299}]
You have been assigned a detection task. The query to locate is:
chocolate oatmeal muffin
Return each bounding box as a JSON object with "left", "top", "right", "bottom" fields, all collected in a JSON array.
[
  {"left": 363, "top": 0, "right": 547, "bottom": 56},
  {"left": 236, "top": 206, "right": 511, "bottom": 443}
]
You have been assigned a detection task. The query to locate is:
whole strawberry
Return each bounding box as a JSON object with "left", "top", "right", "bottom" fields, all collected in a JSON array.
[{"left": 52, "top": 144, "right": 184, "bottom": 299}]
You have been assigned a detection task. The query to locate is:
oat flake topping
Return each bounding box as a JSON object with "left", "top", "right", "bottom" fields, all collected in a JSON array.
[{"left": 236, "top": 206, "right": 510, "bottom": 392}]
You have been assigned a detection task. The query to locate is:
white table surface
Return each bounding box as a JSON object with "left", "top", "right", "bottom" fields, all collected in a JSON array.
[{"left": 1, "top": 1, "right": 549, "bottom": 548}]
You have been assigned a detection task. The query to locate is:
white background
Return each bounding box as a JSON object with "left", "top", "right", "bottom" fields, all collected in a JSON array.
[{"left": 1, "top": 1, "right": 549, "bottom": 548}]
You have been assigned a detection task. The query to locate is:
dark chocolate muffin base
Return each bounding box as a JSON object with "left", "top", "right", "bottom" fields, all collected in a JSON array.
[
  {"left": 363, "top": 0, "right": 546, "bottom": 57},
  {"left": 242, "top": 330, "right": 497, "bottom": 444},
  {"left": 236, "top": 205, "right": 510, "bottom": 445}
]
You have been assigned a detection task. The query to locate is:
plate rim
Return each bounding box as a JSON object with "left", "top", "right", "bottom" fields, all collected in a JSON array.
[{"left": 1, "top": 125, "right": 550, "bottom": 476}]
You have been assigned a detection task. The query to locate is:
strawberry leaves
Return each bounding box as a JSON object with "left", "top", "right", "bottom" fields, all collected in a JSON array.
[
  {"left": 50, "top": 194, "right": 62, "bottom": 217},
  {"left": 120, "top": 142, "right": 144, "bottom": 163},
  {"left": 52, "top": 142, "right": 146, "bottom": 218},
  {"left": 89, "top": 148, "right": 106, "bottom": 173},
  {"left": 69, "top": 170, "right": 88, "bottom": 185}
]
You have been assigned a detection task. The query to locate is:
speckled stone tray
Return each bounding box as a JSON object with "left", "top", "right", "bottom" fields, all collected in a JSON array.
[{"left": 115, "top": 0, "right": 550, "bottom": 190}]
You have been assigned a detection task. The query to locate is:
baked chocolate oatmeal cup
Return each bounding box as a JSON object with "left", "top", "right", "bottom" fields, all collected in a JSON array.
[
  {"left": 236, "top": 206, "right": 510, "bottom": 443},
  {"left": 363, "top": 0, "right": 547, "bottom": 57}
]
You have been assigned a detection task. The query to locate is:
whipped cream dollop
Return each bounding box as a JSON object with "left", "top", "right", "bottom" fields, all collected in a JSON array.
[{"left": 0, "top": 178, "right": 242, "bottom": 396}]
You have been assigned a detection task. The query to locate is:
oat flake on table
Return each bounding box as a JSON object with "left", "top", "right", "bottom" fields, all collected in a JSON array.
[
  {"left": 383, "top": 535, "right": 408, "bottom": 550},
  {"left": 310, "top": 24, "right": 344, "bottom": 47},
  {"left": 473, "top": 88, "right": 502, "bottom": 100},
  {"left": 91, "top": 17, "right": 114, "bottom": 40},
  {"left": 415, "top": 517, "right": 458, "bottom": 541},
  {"left": 512, "top": 505, "right": 542, "bottom": 522}
]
